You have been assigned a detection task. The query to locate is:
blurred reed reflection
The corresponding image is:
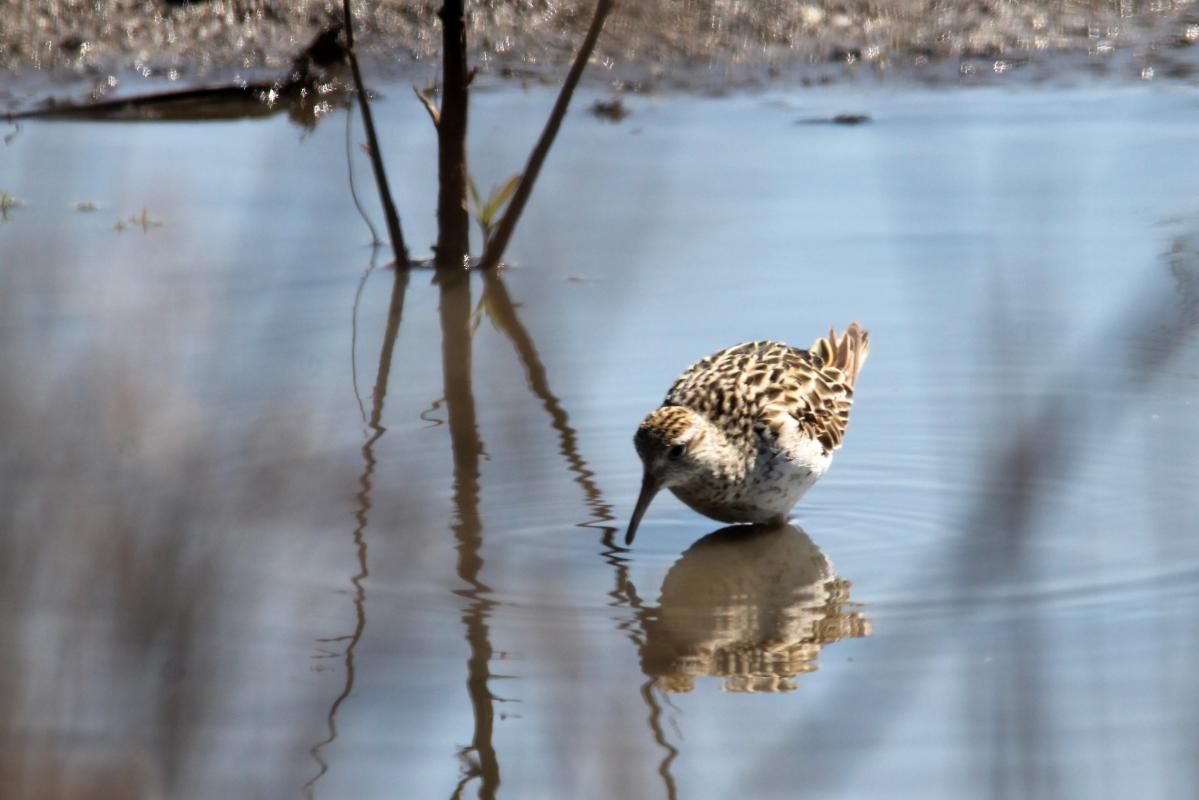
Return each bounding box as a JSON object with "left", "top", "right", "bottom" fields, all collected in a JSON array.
[
  {"left": 748, "top": 218, "right": 1199, "bottom": 799},
  {"left": 638, "top": 525, "right": 870, "bottom": 694},
  {"left": 0, "top": 280, "right": 342, "bottom": 798}
]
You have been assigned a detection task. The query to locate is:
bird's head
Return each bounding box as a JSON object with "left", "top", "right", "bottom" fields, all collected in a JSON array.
[{"left": 626, "top": 406, "right": 710, "bottom": 545}]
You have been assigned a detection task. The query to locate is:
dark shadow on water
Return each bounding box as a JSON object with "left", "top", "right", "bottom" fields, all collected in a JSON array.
[
  {"left": 5, "top": 81, "right": 351, "bottom": 127},
  {"left": 5, "top": 24, "right": 352, "bottom": 127},
  {"left": 637, "top": 524, "right": 870, "bottom": 694}
]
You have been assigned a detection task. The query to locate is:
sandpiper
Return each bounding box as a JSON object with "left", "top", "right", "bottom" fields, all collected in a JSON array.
[{"left": 626, "top": 323, "right": 869, "bottom": 545}]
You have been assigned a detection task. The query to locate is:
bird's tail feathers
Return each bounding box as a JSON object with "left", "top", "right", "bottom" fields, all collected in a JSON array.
[{"left": 810, "top": 322, "right": 870, "bottom": 386}]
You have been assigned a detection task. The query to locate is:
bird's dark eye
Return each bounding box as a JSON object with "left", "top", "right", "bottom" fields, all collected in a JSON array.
[{"left": 668, "top": 444, "right": 685, "bottom": 460}]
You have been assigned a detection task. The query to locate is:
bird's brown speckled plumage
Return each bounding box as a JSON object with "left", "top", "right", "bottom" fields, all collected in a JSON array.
[
  {"left": 625, "top": 324, "right": 869, "bottom": 544},
  {"left": 666, "top": 326, "right": 867, "bottom": 457}
]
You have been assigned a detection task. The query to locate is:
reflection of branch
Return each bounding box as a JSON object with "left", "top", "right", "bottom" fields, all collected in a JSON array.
[
  {"left": 306, "top": 264, "right": 410, "bottom": 796},
  {"left": 477, "top": 269, "right": 683, "bottom": 797},
  {"left": 592, "top": 559, "right": 680, "bottom": 798},
  {"left": 304, "top": 436, "right": 372, "bottom": 797},
  {"left": 439, "top": 271, "right": 500, "bottom": 799},
  {"left": 342, "top": 0, "right": 409, "bottom": 265},
  {"left": 480, "top": 270, "right": 613, "bottom": 524},
  {"left": 640, "top": 680, "right": 680, "bottom": 800},
  {"left": 372, "top": 267, "right": 412, "bottom": 416},
  {"left": 475, "top": 272, "right": 653, "bottom": 737},
  {"left": 477, "top": 269, "right": 676, "bottom": 793},
  {"left": 477, "top": 0, "right": 615, "bottom": 270},
  {"left": 350, "top": 251, "right": 381, "bottom": 422}
]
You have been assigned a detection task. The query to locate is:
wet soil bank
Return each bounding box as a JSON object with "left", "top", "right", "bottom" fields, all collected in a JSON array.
[{"left": 3, "top": 0, "right": 1199, "bottom": 102}]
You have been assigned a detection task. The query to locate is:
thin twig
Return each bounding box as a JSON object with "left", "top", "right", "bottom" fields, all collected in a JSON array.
[
  {"left": 413, "top": 86, "right": 441, "bottom": 128},
  {"left": 477, "top": 0, "right": 615, "bottom": 270},
  {"left": 345, "top": 104, "right": 382, "bottom": 246},
  {"left": 343, "top": 0, "right": 410, "bottom": 267}
]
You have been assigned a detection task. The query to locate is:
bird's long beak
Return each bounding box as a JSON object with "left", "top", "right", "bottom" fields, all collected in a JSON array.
[{"left": 625, "top": 471, "right": 662, "bottom": 546}]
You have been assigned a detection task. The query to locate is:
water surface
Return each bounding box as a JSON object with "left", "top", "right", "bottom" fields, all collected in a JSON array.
[{"left": 1, "top": 83, "right": 1198, "bottom": 799}]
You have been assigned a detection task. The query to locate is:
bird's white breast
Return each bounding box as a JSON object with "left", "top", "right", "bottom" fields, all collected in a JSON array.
[
  {"left": 746, "top": 432, "right": 831, "bottom": 521},
  {"left": 668, "top": 414, "right": 835, "bottom": 526}
]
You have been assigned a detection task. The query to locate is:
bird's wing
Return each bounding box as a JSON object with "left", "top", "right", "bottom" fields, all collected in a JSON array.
[{"left": 666, "top": 339, "right": 862, "bottom": 456}]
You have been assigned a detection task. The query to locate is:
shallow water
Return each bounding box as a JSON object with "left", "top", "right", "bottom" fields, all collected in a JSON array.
[{"left": 2, "top": 83, "right": 1198, "bottom": 799}]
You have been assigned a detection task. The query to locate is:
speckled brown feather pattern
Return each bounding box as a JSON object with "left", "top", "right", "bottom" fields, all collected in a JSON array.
[
  {"left": 664, "top": 324, "right": 869, "bottom": 457},
  {"left": 625, "top": 324, "right": 870, "bottom": 539},
  {"left": 634, "top": 405, "right": 696, "bottom": 453}
]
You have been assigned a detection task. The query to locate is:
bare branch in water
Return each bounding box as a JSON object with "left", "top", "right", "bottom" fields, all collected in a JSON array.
[
  {"left": 343, "top": 0, "right": 410, "bottom": 266},
  {"left": 477, "top": 0, "right": 616, "bottom": 271},
  {"left": 435, "top": 0, "right": 472, "bottom": 269}
]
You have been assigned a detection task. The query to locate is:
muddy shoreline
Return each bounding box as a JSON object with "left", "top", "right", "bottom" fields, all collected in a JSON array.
[{"left": 2, "top": 0, "right": 1199, "bottom": 108}]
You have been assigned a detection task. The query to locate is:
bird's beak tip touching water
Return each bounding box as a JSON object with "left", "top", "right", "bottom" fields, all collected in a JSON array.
[{"left": 624, "top": 471, "right": 662, "bottom": 546}]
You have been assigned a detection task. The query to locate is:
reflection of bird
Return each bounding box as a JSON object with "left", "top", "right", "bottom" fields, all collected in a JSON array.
[
  {"left": 626, "top": 324, "right": 869, "bottom": 545},
  {"left": 640, "top": 524, "right": 870, "bottom": 693}
]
